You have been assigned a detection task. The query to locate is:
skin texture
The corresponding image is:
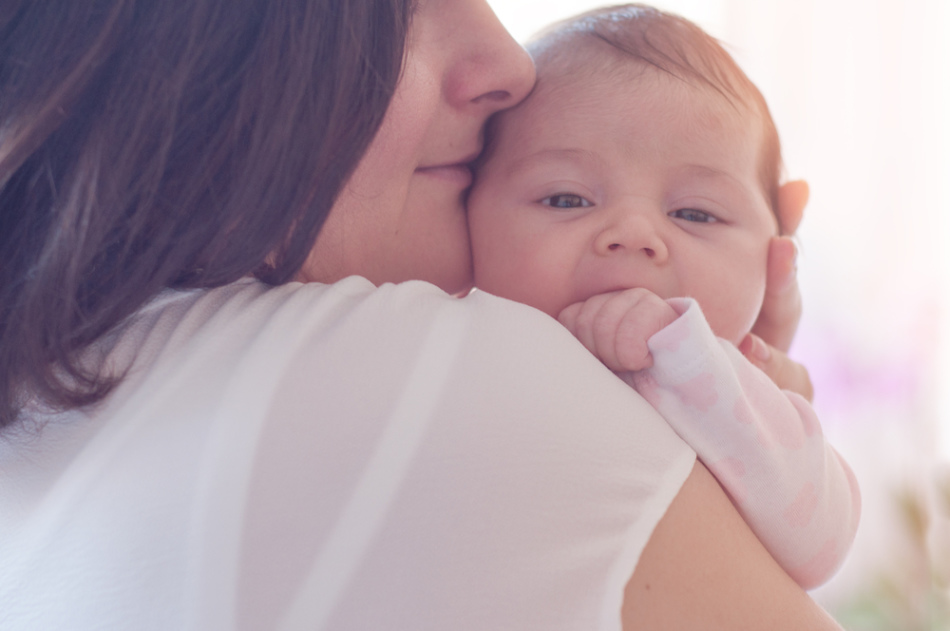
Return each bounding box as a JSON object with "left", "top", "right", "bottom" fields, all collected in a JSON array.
[
  {"left": 469, "top": 66, "right": 778, "bottom": 348},
  {"left": 295, "top": 0, "right": 535, "bottom": 294},
  {"left": 623, "top": 462, "right": 843, "bottom": 630}
]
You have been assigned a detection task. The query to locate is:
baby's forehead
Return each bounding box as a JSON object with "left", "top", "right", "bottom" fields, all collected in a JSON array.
[
  {"left": 506, "top": 58, "right": 752, "bottom": 148},
  {"left": 487, "top": 55, "right": 751, "bottom": 163},
  {"left": 486, "top": 69, "right": 756, "bottom": 186},
  {"left": 530, "top": 29, "right": 772, "bottom": 126},
  {"left": 536, "top": 45, "right": 734, "bottom": 110}
]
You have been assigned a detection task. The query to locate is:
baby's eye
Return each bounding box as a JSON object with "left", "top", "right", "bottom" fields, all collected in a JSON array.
[
  {"left": 541, "top": 193, "right": 592, "bottom": 209},
  {"left": 669, "top": 208, "right": 717, "bottom": 223}
]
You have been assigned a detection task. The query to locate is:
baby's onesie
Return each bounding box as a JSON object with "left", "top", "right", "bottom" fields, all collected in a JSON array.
[{"left": 624, "top": 298, "right": 861, "bottom": 589}]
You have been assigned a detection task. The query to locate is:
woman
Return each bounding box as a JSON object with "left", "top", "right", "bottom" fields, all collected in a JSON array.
[{"left": 0, "top": 0, "right": 835, "bottom": 629}]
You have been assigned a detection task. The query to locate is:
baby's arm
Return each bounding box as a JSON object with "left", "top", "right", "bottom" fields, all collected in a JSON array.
[{"left": 560, "top": 291, "right": 861, "bottom": 589}]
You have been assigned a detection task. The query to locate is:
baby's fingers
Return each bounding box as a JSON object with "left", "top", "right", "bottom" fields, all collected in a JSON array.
[
  {"left": 558, "top": 294, "right": 614, "bottom": 359},
  {"left": 612, "top": 297, "right": 677, "bottom": 371},
  {"left": 559, "top": 289, "right": 676, "bottom": 372},
  {"left": 590, "top": 292, "right": 653, "bottom": 371}
]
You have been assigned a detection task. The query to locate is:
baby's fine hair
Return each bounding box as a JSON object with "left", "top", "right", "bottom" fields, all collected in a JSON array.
[{"left": 528, "top": 4, "right": 783, "bottom": 216}]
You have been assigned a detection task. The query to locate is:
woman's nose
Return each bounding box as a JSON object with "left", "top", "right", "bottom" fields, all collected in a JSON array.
[
  {"left": 448, "top": 2, "right": 536, "bottom": 114},
  {"left": 594, "top": 212, "right": 670, "bottom": 262}
]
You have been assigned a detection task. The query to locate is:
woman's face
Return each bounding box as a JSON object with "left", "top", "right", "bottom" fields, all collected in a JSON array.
[{"left": 297, "top": 0, "right": 535, "bottom": 294}]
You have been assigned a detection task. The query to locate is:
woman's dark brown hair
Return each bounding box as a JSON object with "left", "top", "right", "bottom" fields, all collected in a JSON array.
[{"left": 0, "top": 0, "right": 413, "bottom": 428}]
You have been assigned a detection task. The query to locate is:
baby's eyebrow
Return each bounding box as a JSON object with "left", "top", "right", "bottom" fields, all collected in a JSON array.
[
  {"left": 676, "top": 163, "right": 770, "bottom": 214},
  {"left": 679, "top": 164, "right": 751, "bottom": 194},
  {"left": 506, "top": 147, "right": 600, "bottom": 176},
  {"left": 682, "top": 163, "right": 733, "bottom": 180}
]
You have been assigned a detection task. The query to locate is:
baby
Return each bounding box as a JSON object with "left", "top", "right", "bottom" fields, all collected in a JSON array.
[{"left": 467, "top": 4, "right": 860, "bottom": 589}]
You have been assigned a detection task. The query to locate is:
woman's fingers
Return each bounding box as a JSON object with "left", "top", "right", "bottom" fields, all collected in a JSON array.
[
  {"left": 753, "top": 179, "right": 808, "bottom": 352},
  {"left": 752, "top": 236, "right": 801, "bottom": 353},
  {"left": 776, "top": 180, "right": 809, "bottom": 235},
  {"left": 749, "top": 179, "right": 813, "bottom": 398},
  {"left": 739, "top": 333, "right": 814, "bottom": 402}
]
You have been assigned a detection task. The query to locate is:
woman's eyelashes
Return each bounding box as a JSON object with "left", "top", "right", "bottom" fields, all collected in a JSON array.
[
  {"left": 668, "top": 208, "right": 718, "bottom": 223},
  {"left": 540, "top": 193, "right": 593, "bottom": 209}
]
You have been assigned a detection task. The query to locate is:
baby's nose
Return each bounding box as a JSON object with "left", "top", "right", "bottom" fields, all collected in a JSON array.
[{"left": 595, "top": 213, "right": 669, "bottom": 262}]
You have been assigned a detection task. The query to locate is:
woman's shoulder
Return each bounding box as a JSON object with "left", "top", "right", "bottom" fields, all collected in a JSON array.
[
  {"left": 139, "top": 276, "right": 546, "bottom": 332},
  {"left": 132, "top": 276, "right": 684, "bottom": 432},
  {"left": 132, "top": 277, "right": 584, "bottom": 366}
]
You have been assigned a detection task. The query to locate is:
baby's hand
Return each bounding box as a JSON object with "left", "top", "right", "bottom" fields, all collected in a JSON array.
[{"left": 558, "top": 288, "right": 678, "bottom": 372}]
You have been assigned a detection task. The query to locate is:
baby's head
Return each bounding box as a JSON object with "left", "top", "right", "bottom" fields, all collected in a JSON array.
[{"left": 468, "top": 4, "right": 789, "bottom": 345}]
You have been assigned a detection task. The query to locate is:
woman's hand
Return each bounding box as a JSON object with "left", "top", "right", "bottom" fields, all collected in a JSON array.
[
  {"left": 740, "top": 180, "right": 814, "bottom": 400},
  {"left": 739, "top": 331, "right": 814, "bottom": 402}
]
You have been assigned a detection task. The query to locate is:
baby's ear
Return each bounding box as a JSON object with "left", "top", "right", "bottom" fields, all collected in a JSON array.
[{"left": 776, "top": 180, "right": 809, "bottom": 235}]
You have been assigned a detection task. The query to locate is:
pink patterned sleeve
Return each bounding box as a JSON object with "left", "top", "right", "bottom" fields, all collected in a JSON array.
[{"left": 623, "top": 298, "right": 861, "bottom": 589}]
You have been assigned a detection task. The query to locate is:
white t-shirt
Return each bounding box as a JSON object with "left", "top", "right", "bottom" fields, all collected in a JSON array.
[{"left": 0, "top": 277, "right": 695, "bottom": 631}]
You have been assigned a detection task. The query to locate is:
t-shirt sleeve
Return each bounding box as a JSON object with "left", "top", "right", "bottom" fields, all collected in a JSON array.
[{"left": 215, "top": 281, "right": 696, "bottom": 631}]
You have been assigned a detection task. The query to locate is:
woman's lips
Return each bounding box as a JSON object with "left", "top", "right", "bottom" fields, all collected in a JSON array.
[{"left": 415, "top": 163, "right": 474, "bottom": 187}]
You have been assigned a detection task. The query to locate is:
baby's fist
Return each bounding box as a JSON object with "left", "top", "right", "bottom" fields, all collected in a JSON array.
[{"left": 558, "top": 288, "right": 678, "bottom": 372}]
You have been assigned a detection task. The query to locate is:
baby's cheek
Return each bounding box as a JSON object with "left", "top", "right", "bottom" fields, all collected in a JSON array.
[
  {"left": 467, "top": 204, "right": 580, "bottom": 317},
  {"left": 703, "top": 277, "right": 767, "bottom": 345},
  {"left": 467, "top": 201, "right": 512, "bottom": 290},
  {"left": 506, "top": 260, "right": 576, "bottom": 317},
  {"left": 470, "top": 243, "right": 564, "bottom": 316}
]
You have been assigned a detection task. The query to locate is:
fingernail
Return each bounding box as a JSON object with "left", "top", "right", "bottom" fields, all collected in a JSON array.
[
  {"left": 750, "top": 334, "right": 772, "bottom": 362},
  {"left": 739, "top": 334, "right": 753, "bottom": 357}
]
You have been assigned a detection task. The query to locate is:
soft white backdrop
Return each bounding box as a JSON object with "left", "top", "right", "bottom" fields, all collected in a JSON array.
[{"left": 488, "top": 0, "right": 950, "bottom": 625}]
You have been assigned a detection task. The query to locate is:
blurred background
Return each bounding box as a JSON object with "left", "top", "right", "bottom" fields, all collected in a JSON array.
[{"left": 486, "top": 0, "right": 950, "bottom": 628}]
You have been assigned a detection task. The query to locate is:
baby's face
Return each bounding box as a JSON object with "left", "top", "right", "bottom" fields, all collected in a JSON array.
[{"left": 468, "top": 66, "right": 778, "bottom": 345}]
